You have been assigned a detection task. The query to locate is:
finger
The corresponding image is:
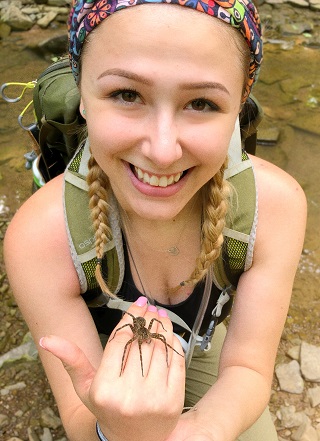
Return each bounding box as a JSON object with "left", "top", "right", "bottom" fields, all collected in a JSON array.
[
  {"left": 117, "top": 304, "right": 160, "bottom": 378},
  {"left": 39, "top": 335, "right": 96, "bottom": 404},
  {"left": 148, "top": 309, "right": 185, "bottom": 380}
]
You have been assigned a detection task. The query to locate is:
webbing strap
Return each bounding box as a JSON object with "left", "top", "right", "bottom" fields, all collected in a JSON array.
[{"left": 88, "top": 294, "right": 192, "bottom": 333}]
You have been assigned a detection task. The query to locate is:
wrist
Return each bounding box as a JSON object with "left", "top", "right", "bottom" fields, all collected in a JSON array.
[{"left": 96, "top": 421, "right": 110, "bottom": 441}]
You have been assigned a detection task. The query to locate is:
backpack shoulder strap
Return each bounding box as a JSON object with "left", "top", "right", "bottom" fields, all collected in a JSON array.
[
  {"left": 212, "top": 119, "right": 258, "bottom": 290},
  {"left": 63, "top": 139, "right": 125, "bottom": 295}
]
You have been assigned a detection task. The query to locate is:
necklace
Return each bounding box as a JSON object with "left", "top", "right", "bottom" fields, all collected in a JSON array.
[{"left": 120, "top": 197, "right": 198, "bottom": 257}]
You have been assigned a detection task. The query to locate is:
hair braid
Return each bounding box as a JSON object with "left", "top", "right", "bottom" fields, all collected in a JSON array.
[
  {"left": 87, "top": 154, "right": 116, "bottom": 296},
  {"left": 183, "top": 159, "right": 230, "bottom": 288}
]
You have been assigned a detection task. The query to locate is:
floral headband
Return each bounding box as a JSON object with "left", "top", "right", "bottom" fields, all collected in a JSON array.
[{"left": 68, "top": 0, "right": 263, "bottom": 99}]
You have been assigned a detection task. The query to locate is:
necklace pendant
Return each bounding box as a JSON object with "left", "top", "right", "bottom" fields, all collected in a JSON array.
[{"left": 167, "top": 246, "right": 180, "bottom": 256}]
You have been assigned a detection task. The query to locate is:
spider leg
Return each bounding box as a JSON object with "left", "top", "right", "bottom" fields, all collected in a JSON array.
[
  {"left": 148, "top": 318, "right": 167, "bottom": 332},
  {"left": 120, "top": 336, "right": 136, "bottom": 376},
  {"left": 109, "top": 323, "right": 133, "bottom": 342},
  {"left": 138, "top": 339, "right": 145, "bottom": 376},
  {"left": 150, "top": 333, "right": 184, "bottom": 367}
]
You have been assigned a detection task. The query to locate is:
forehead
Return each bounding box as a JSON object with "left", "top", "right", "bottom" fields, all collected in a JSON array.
[
  {"left": 85, "top": 4, "right": 240, "bottom": 54},
  {"left": 81, "top": 4, "right": 245, "bottom": 98}
]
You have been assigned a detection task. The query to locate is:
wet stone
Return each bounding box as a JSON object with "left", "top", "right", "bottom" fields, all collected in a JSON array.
[
  {"left": 281, "top": 22, "right": 313, "bottom": 35},
  {"left": 287, "top": 0, "right": 310, "bottom": 6},
  {"left": 257, "top": 126, "right": 281, "bottom": 146}
]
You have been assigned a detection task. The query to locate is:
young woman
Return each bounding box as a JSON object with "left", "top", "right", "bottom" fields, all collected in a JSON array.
[{"left": 4, "top": 1, "right": 307, "bottom": 440}]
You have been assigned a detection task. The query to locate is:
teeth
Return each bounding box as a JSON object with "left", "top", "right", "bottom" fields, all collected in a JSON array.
[{"left": 134, "top": 166, "right": 183, "bottom": 188}]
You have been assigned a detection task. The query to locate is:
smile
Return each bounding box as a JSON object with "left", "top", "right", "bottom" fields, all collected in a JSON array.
[{"left": 133, "top": 166, "right": 184, "bottom": 188}]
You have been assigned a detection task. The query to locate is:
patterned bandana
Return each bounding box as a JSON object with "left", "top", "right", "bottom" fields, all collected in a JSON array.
[{"left": 68, "top": 0, "right": 262, "bottom": 98}]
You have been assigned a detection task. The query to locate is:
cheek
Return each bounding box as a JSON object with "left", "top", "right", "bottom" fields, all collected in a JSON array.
[{"left": 182, "top": 121, "right": 233, "bottom": 163}]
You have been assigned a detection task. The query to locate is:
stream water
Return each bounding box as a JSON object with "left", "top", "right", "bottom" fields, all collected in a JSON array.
[{"left": 0, "top": 25, "right": 319, "bottom": 344}]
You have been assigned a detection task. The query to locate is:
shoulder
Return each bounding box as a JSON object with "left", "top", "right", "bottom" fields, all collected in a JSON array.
[
  {"left": 249, "top": 155, "right": 307, "bottom": 267},
  {"left": 250, "top": 154, "right": 306, "bottom": 218},
  {"left": 4, "top": 175, "right": 79, "bottom": 293},
  {"left": 5, "top": 175, "right": 65, "bottom": 248}
]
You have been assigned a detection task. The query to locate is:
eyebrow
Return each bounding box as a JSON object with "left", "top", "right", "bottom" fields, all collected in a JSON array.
[
  {"left": 97, "top": 68, "right": 230, "bottom": 95},
  {"left": 97, "top": 68, "right": 152, "bottom": 85}
]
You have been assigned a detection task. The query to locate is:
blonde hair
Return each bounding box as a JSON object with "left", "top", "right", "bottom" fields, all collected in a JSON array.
[{"left": 87, "top": 155, "right": 229, "bottom": 295}]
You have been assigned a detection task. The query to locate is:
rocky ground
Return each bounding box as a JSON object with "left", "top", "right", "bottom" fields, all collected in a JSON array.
[{"left": 0, "top": 0, "right": 320, "bottom": 441}]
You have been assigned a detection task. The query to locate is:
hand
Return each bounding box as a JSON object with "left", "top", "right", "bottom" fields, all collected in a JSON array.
[{"left": 40, "top": 297, "right": 185, "bottom": 441}]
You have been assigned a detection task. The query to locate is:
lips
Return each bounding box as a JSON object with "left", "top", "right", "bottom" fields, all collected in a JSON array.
[{"left": 133, "top": 165, "right": 184, "bottom": 188}]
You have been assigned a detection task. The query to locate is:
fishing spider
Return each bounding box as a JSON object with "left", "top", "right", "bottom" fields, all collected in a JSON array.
[{"left": 109, "top": 311, "right": 184, "bottom": 376}]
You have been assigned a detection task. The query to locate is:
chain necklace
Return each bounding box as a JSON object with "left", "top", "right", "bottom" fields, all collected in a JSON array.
[{"left": 120, "top": 197, "right": 198, "bottom": 257}]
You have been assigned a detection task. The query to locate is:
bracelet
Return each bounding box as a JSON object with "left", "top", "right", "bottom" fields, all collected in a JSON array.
[{"left": 96, "top": 421, "right": 109, "bottom": 441}]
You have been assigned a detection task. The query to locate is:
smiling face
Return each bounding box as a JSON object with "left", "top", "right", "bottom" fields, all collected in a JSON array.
[{"left": 80, "top": 4, "right": 246, "bottom": 221}]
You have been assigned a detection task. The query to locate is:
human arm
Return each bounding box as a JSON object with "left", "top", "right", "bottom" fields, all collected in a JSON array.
[
  {"left": 4, "top": 175, "right": 185, "bottom": 441},
  {"left": 164, "top": 156, "right": 307, "bottom": 440}
]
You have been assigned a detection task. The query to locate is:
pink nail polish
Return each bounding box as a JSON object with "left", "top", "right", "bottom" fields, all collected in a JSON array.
[
  {"left": 148, "top": 305, "right": 158, "bottom": 313},
  {"left": 158, "top": 309, "right": 168, "bottom": 318},
  {"left": 135, "top": 296, "right": 148, "bottom": 307}
]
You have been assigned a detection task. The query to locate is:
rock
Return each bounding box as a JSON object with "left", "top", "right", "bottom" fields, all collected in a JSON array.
[
  {"left": 37, "top": 34, "right": 68, "bottom": 55},
  {"left": 309, "top": 0, "right": 320, "bottom": 10},
  {"left": 2, "top": 4, "right": 34, "bottom": 31},
  {"left": 1, "top": 381, "right": 27, "bottom": 396},
  {"left": 300, "top": 342, "right": 320, "bottom": 382},
  {"left": 40, "top": 407, "right": 62, "bottom": 429},
  {"left": 307, "top": 386, "right": 320, "bottom": 407},
  {"left": 7, "top": 438, "right": 24, "bottom": 441},
  {"left": 287, "top": 345, "right": 301, "bottom": 361},
  {"left": 0, "top": 339, "right": 38, "bottom": 368},
  {"left": 275, "top": 360, "right": 304, "bottom": 393},
  {"left": 276, "top": 405, "right": 307, "bottom": 428},
  {"left": 0, "top": 413, "right": 9, "bottom": 427},
  {"left": 40, "top": 427, "right": 53, "bottom": 441},
  {"left": 281, "top": 22, "right": 313, "bottom": 35},
  {"left": 28, "top": 427, "right": 41, "bottom": 441},
  {"left": 287, "top": 0, "right": 310, "bottom": 6},
  {"left": 257, "top": 126, "right": 280, "bottom": 145},
  {"left": 48, "top": 0, "right": 71, "bottom": 6},
  {"left": 0, "top": 22, "right": 11, "bottom": 39},
  {"left": 37, "top": 11, "right": 58, "bottom": 28},
  {"left": 291, "top": 417, "right": 318, "bottom": 441}
]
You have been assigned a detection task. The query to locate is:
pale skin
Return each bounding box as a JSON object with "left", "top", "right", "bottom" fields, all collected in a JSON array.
[{"left": 4, "top": 5, "right": 307, "bottom": 441}]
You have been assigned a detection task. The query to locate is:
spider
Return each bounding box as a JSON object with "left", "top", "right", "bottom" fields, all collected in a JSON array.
[{"left": 109, "top": 311, "right": 184, "bottom": 376}]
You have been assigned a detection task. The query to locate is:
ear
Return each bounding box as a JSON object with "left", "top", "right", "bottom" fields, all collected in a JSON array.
[{"left": 80, "top": 98, "right": 86, "bottom": 119}]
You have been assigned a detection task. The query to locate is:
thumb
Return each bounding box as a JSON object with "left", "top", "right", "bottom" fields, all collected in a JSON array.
[{"left": 39, "top": 335, "right": 96, "bottom": 404}]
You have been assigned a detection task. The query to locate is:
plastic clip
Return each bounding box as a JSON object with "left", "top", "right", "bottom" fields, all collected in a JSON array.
[{"left": 200, "top": 286, "right": 233, "bottom": 351}]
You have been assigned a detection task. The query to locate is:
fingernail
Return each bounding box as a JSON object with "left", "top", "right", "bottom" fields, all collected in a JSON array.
[
  {"left": 135, "top": 296, "right": 148, "bottom": 307},
  {"left": 147, "top": 305, "right": 158, "bottom": 313},
  {"left": 158, "top": 309, "right": 168, "bottom": 318},
  {"left": 39, "top": 337, "right": 46, "bottom": 349}
]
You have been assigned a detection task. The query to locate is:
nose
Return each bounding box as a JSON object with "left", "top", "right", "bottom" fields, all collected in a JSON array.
[{"left": 141, "top": 112, "right": 182, "bottom": 168}]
